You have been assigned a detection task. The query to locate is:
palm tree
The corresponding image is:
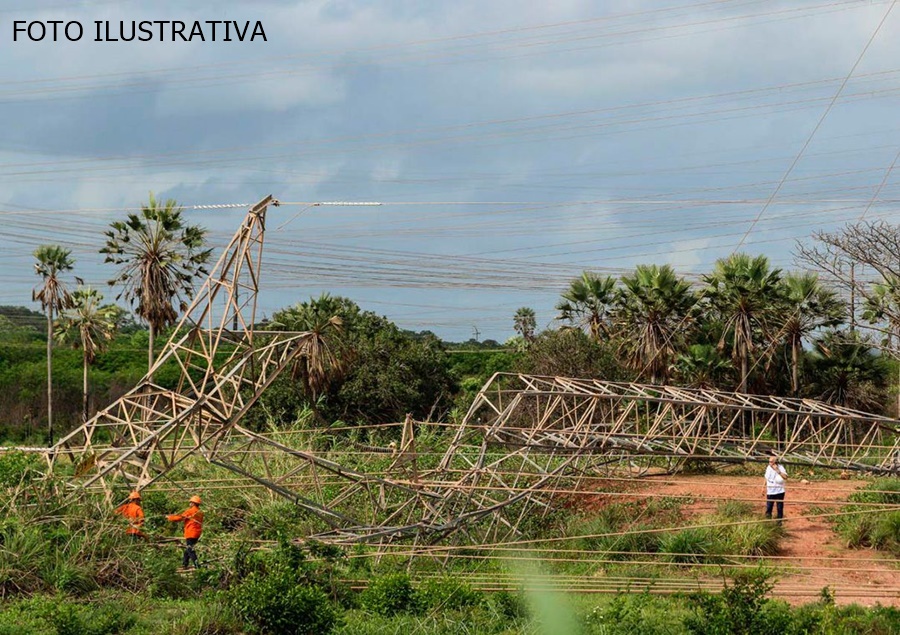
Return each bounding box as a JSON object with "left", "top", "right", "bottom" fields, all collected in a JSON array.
[
  {"left": 55, "top": 287, "right": 120, "bottom": 422},
  {"left": 806, "top": 330, "right": 888, "bottom": 412},
  {"left": 513, "top": 307, "right": 537, "bottom": 342},
  {"left": 860, "top": 276, "right": 900, "bottom": 414},
  {"left": 674, "top": 344, "right": 733, "bottom": 389},
  {"left": 614, "top": 264, "right": 696, "bottom": 384},
  {"left": 861, "top": 276, "right": 900, "bottom": 350},
  {"left": 270, "top": 294, "right": 347, "bottom": 406},
  {"left": 703, "top": 254, "right": 783, "bottom": 395},
  {"left": 780, "top": 272, "right": 845, "bottom": 395},
  {"left": 101, "top": 193, "right": 211, "bottom": 370},
  {"left": 556, "top": 272, "right": 616, "bottom": 341},
  {"left": 32, "top": 245, "right": 74, "bottom": 446}
]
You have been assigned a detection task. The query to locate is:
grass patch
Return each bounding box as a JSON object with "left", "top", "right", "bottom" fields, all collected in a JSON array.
[{"left": 832, "top": 478, "right": 900, "bottom": 556}]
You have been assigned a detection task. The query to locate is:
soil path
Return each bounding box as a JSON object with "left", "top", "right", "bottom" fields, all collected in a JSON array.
[{"left": 638, "top": 474, "right": 900, "bottom": 606}]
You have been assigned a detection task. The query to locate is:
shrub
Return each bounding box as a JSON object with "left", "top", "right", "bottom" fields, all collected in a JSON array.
[
  {"left": 723, "top": 521, "right": 781, "bottom": 557},
  {"left": 715, "top": 500, "right": 754, "bottom": 520},
  {"left": 417, "top": 577, "right": 482, "bottom": 611},
  {"left": 141, "top": 549, "right": 192, "bottom": 599},
  {"left": 660, "top": 528, "right": 716, "bottom": 564},
  {"left": 152, "top": 596, "right": 243, "bottom": 635},
  {"left": 848, "top": 478, "right": 900, "bottom": 505},
  {"left": 246, "top": 501, "right": 307, "bottom": 541},
  {"left": 572, "top": 505, "right": 663, "bottom": 559},
  {"left": 490, "top": 589, "right": 529, "bottom": 620},
  {"left": 834, "top": 479, "right": 900, "bottom": 556},
  {"left": 231, "top": 570, "right": 336, "bottom": 635},
  {"left": 685, "top": 569, "right": 778, "bottom": 635},
  {"left": 48, "top": 601, "right": 136, "bottom": 635},
  {"left": 870, "top": 512, "right": 900, "bottom": 554},
  {"left": 585, "top": 593, "right": 690, "bottom": 635},
  {"left": 0, "top": 451, "right": 41, "bottom": 488},
  {"left": 359, "top": 573, "right": 419, "bottom": 616}
]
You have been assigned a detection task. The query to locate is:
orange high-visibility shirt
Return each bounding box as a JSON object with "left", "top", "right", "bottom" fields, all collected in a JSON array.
[
  {"left": 115, "top": 502, "right": 145, "bottom": 536},
  {"left": 167, "top": 506, "right": 204, "bottom": 539}
]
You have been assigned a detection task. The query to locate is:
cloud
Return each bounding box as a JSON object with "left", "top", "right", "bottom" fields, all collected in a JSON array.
[{"left": 2, "top": 0, "right": 900, "bottom": 338}]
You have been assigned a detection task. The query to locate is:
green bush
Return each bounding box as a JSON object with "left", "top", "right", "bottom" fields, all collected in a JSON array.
[
  {"left": 335, "top": 606, "right": 514, "bottom": 635},
  {"left": 39, "top": 559, "right": 96, "bottom": 595},
  {"left": 572, "top": 505, "right": 663, "bottom": 559},
  {"left": 0, "top": 451, "right": 41, "bottom": 488},
  {"left": 140, "top": 549, "right": 192, "bottom": 599},
  {"left": 49, "top": 601, "right": 137, "bottom": 635},
  {"left": 246, "top": 501, "right": 308, "bottom": 541},
  {"left": 660, "top": 528, "right": 716, "bottom": 564},
  {"left": 359, "top": 573, "right": 419, "bottom": 616},
  {"left": 490, "top": 589, "right": 529, "bottom": 620},
  {"left": 834, "top": 479, "right": 900, "bottom": 556},
  {"left": 417, "top": 577, "right": 482, "bottom": 611},
  {"left": 585, "top": 593, "right": 690, "bottom": 635},
  {"left": 870, "top": 512, "right": 900, "bottom": 553},
  {"left": 723, "top": 521, "right": 781, "bottom": 557},
  {"left": 231, "top": 570, "right": 336, "bottom": 635},
  {"left": 685, "top": 570, "right": 780, "bottom": 635},
  {"left": 715, "top": 500, "right": 754, "bottom": 520},
  {"left": 848, "top": 478, "right": 900, "bottom": 505},
  {"left": 147, "top": 598, "right": 242, "bottom": 635}
]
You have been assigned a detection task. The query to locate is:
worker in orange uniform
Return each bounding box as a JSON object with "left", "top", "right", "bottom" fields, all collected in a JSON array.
[
  {"left": 115, "top": 491, "right": 146, "bottom": 539},
  {"left": 167, "top": 495, "right": 204, "bottom": 568}
]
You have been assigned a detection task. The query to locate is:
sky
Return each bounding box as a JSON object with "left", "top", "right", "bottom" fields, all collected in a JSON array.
[{"left": 2, "top": 0, "right": 900, "bottom": 341}]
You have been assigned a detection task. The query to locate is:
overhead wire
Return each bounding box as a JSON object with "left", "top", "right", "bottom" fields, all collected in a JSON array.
[{"left": 733, "top": 0, "right": 899, "bottom": 252}]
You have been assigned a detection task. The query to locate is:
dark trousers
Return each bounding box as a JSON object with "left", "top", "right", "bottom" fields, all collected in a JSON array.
[
  {"left": 765, "top": 492, "right": 785, "bottom": 519},
  {"left": 183, "top": 538, "right": 200, "bottom": 568}
]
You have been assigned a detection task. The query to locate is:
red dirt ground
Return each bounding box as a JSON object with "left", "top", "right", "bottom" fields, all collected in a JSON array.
[{"left": 637, "top": 474, "right": 899, "bottom": 606}]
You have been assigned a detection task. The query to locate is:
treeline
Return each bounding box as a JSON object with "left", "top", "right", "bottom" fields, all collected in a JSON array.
[
  {"left": 9, "top": 203, "right": 900, "bottom": 443},
  {"left": 512, "top": 249, "right": 895, "bottom": 415},
  {"left": 0, "top": 308, "right": 167, "bottom": 441}
]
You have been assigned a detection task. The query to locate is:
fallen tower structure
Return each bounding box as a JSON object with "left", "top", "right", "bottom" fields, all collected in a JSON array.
[{"left": 44, "top": 197, "right": 900, "bottom": 548}]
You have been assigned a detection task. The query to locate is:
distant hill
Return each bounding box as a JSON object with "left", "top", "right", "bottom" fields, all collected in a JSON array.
[{"left": 0, "top": 306, "right": 44, "bottom": 332}]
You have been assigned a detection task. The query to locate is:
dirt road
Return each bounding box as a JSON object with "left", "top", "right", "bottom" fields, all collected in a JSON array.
[{"left": 641, "top": 474, "right": 899, "bottom": 606}]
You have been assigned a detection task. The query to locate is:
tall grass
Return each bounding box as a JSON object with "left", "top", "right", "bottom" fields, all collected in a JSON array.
[{"left": 833, "top": 478, "right": 900, "bottom": 556}]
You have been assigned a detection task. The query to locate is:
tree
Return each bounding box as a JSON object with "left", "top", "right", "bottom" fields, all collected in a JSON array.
[
  {"left": 614, "top": 264, "right": 696, "bottom": 384},
  {"left": 797, "top": 222, "right": 900, "bottom": 410},
  {"left": 32, "top": 245, "right": 74, "bottom": 445},
  {"left": 268, "top": 295, "right": 455, "bottom": 425},
  {"left": 55, "top": 287, "right": 120, "bottom": 422},
  {"left": 796, "top": 221, "right": 900, "bottom": 322},
  {"left": 674, "top": 344, "right": 732, "bottom": 389},
  {"left": 860, "top": 277, "right": 900, "bottom": 414},
  {"left": 556, "top": 272, "right": 616, "bottom": 341},
  {"left": 513, "top": 307, "right": 537, "bottom": 343},
  {"left": 861, "top": 276, "right": 900, "bottom": 350},
  {"left": 516, "top": 328, "right": 626, "bottom": 381},
  {"left": 703, "top": 254, "right": 783, "bottom": 395},
  {"left": 270, "top": 293, "right": 346, "bottom": 408},
  {"left": 805, "top": 330, "right": 889, "bottom": 413},
  {"left": 101, "top": 193, "right": 211, "bottom": 370},
  {"left": 780, "top": 272, "right": 845, "bottom": 395}
]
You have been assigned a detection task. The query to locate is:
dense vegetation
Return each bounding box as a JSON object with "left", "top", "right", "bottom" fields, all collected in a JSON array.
[
  {"left": 4, "top": 214, "right": 900, "bottom": 632},
  {"left": 1, "top": 450, "right": 897, "bottom": 635},
  {"left": 3, "top": 253, "right": 897, "bottom": 443}
]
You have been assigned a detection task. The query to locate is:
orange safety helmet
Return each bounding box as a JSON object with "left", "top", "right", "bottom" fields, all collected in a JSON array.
[
  {"left": 128, "top": 491, "right": 141, "bottom": 501},
  {"left": 189, "top": 495, "right": 202, "bottom": 505}
]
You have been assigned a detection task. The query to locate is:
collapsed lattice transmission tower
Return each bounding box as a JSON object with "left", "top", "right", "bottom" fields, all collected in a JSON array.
[
  {"left": 45, "top": 199, "right": 900, "bottom": 548},
  {"left": 297, "top": 372, "right": 900, "bottom": 546},
  {"left": 47, "top": 196, "right": 314, "bottom": 498}
]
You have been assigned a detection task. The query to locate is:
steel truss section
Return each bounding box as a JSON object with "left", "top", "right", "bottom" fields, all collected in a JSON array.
[
  {"left": 449, "top": 373, "right": 900, "bottom": 474},
  {"left": 46, "top": 196, "right": 312, "bottom": 499},
  {"left": 310, "top": 372, "right": 900, "bottom": 545},
  {"left": 44, "top": 195, "right": 900, "bottom": 548}
]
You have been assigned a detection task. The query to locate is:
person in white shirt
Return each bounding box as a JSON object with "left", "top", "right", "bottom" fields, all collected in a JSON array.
[{"left": 763, "top": 455, "right": 787, "bottom": 520}]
